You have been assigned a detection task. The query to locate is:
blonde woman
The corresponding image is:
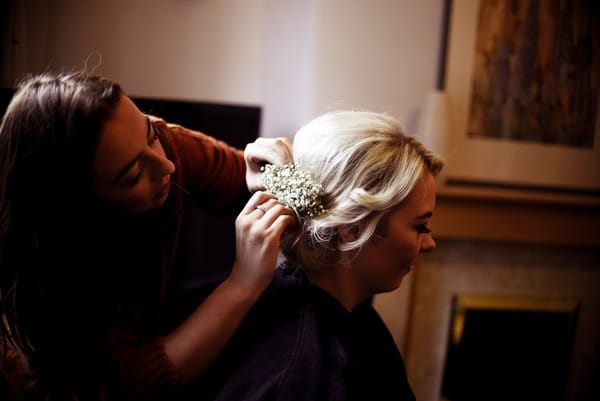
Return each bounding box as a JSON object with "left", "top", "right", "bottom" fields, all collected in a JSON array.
[{"left": 196, "top": 110, "right": 443, "bottom": 401}]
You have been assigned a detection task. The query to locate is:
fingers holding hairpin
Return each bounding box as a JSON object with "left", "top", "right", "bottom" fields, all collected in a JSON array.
[
  {"left": 239, "top": 192, "right": 294, "bottom": 229},
  {"left": 240, "top": 191, "right": 274, "bottom": 216},
  {"left": 244, "top": 137, "right": 294, "bottom": 193},
  {"left": 252, "top": 198, "right": 285, "bottom": 219},
  {"left": 232, "top": 191, "right": 296, "bottom": 292}
]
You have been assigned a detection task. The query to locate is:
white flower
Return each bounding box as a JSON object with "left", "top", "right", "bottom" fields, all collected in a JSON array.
[{"left": 261, "top": 163, "right": 327, "bottom": 217}]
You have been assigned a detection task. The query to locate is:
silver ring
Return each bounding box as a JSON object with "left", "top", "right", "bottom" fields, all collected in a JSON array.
[{"left": 256, "top": 205, "right": 267, "bottom": 214}]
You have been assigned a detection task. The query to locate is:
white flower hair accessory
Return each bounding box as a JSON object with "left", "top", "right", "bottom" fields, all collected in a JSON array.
[{"left": 261, "top": 163, "right": 328, "bottom": 217}]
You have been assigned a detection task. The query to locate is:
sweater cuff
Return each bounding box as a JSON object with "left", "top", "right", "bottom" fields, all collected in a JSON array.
[{"left": 121, "top": 337, "right": 178, "bottom": 400}]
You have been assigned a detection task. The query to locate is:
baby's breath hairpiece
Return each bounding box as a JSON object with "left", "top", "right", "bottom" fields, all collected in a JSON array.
[{"left": 261, "top": 163, "right": 328, "bottom": 217}]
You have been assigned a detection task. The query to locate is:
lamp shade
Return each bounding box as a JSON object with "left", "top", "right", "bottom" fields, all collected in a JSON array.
[{"left": 417, "top": 89, "right": 449, "bottom": 182}]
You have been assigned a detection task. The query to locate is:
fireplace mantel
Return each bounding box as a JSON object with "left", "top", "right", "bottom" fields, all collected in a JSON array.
[
  {"left": 395, "top": 183, "right": 600, "bottom": 401},
  {"left": 433, "top": 184, "right": 600, "bottom": 247}
]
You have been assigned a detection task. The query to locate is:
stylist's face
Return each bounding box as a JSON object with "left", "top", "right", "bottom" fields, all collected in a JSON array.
[{"left": 93, "top": 95, "right": 175, "bottom": 215}]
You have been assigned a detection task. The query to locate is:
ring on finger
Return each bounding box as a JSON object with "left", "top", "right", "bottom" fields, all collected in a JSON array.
[{"left": 256, "top": 204, "right": 268, "bottom": 214}]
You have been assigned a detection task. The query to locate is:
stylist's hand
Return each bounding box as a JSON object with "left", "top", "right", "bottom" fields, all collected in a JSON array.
[
  {"left": 230, "top": 191, "right": 295, "bottom": 295},
  {"left": 244, "top": 137, "right": 293, "bottom": 192}
]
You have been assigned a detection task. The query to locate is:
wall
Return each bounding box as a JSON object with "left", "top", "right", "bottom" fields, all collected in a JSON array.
[{"left": 3, "top": 0, "right": 444, "bottom": 138}]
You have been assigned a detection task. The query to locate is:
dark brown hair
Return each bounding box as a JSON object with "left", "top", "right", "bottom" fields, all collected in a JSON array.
[{"left": 0, "top": 72, "right": 123, "bottom": 399}]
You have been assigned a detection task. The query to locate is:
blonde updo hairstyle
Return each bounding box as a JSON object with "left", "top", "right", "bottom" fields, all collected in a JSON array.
[{"left": 280, "top": 110, "right": 443, "bottom": 269}]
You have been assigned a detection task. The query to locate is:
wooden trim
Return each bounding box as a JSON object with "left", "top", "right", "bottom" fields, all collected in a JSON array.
[
  {"left": 433, "top": 184, "right": 600, "bottom": 247},
  {"left": 437, "top": 183, "right": 600, "bottom": 207}
]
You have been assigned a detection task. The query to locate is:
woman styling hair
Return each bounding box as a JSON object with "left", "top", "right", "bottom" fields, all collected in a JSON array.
[
  {"left": 0, "top": 72, "right": 294, "bottom": 400},
  {"left": 197, "top": 110, "right": 443, "bottom": 401}
]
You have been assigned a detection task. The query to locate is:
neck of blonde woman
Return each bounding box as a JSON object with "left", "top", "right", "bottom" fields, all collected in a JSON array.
[{"left": 304, "top": 263, "right": 370, "bottom": 312}]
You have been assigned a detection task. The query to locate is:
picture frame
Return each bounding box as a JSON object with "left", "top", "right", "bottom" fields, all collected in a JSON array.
[{"left": 441, "top": 0, "right": 600, "bottom": 192}]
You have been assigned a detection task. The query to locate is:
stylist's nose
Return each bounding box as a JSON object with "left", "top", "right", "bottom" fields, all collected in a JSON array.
[
  {"left": 160, "top": 156, "right": 176, "bottom": 176},
  {"left": 420, "top": 234, "right": 436, "bottom": 253},
  {"left": 150, "top": 153, "right": 175, "bottom": 180}
]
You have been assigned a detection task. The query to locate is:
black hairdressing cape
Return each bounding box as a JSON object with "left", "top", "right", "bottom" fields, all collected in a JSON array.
[{"left": 190, "top": 260, "right": 416, "bottom": 401}]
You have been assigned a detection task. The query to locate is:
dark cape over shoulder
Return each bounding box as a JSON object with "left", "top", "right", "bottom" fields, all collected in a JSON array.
[{"left": 193, "top": 260, "right": 416, "bottom": 401}]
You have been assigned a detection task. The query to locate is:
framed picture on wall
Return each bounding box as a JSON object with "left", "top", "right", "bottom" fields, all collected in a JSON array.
[{"left": 442, "top": 0, "right": 600, "bottom": 192}]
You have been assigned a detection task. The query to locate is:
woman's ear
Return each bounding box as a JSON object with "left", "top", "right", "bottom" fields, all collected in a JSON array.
[{"left": 337, "top": 222, "right": 364, "bottom": 243}]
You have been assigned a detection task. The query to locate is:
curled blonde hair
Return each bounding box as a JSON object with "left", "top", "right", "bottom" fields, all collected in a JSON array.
[{"left": 280, "top": 110, "right": 443, "bottom": 268}]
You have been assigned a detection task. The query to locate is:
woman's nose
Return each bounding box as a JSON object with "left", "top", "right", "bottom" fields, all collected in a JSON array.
[
  {"left": 159, "top": 156, "right": 176, "bottom": 177},
  {"left": 420, "top": 234, "right": 436, "bottom": 253},
  {"left": 162, "top": 156, "right": 175, "bottom": 176},
  {"left": 150, "top": 152, "right": 175, "bottom": 179}
]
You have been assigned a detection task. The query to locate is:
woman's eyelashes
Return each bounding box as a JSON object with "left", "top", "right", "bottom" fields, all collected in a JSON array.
[
  {"left": 127, "top": 168, "right": 142, "bottom": 187},
  {"left": 126, "top": 161, "right": 145, "bottom": 187},
  {"left": 151, "top": 125, "right": 160, "bottom": 144},
  {"left": 125, "top": 128, "right": 160, "bottom": 187},
  {"left": 415, "top": 224, "right": 432, "bottom": 234}
]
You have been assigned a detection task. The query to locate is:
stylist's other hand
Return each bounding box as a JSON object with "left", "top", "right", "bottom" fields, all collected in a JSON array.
[
  {"left": 244, "top": 137, "right": 293, "bottom": 192},
  {"left": 230, "top": 191, "right": 295, "bottom": 296}
]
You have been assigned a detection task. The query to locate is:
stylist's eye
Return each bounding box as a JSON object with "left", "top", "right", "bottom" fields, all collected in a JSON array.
[
  {"left": 416, "top": 224, "right": 431, "bottom": 234},
  {"left": 127, "top": 170, "right": 142, "bottom": 187},
  {"left": 150, "top": 125, "right": 160, "bottom": 145}
]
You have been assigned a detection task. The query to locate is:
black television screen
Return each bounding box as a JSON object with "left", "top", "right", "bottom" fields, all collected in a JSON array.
[
  {"left": 1, "top": 88, "right": 14, "bottom": 116},
  {"left": 132, "top": 96, "right": 261, "bottom": 150}
]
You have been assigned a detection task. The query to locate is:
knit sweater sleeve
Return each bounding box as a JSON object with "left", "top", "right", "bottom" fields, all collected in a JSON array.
[
  {"left": 102, "top": 327, "right": 178, "bottom": 401},
  {"left": 154, "top": 118, "right": 249, "bottom": 214}
]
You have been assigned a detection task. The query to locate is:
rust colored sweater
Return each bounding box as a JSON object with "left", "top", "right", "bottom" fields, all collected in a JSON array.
[{"left": 101, "top": 117, "right": 247, "bottom": 400}]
